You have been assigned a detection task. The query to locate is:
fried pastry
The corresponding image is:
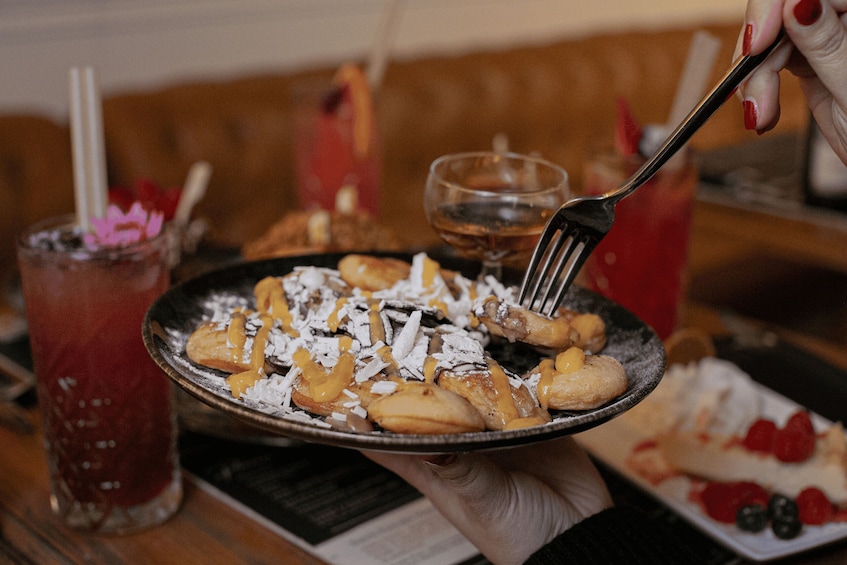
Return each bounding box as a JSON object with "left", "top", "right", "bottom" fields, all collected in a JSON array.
[
  {"left": 338, "top": 254, "right": 411, "bottom": 291},
  {"left": 366, "top": 382, "right": 486, "bottom": 434},
  {"left": 476, "top": 296, "right": 579, "bottom": 350},
  {"left": 438, "top": 366, "right": 551, "bottom": 430},
  {"left": 242, "top": 209, "right": 403, "bottom": 260},
  {"left": 185, "top": 321, "right": 254, "bottom": 374},
  {"left": 534, "top": 351, "right": 627, "bottom": 411}
]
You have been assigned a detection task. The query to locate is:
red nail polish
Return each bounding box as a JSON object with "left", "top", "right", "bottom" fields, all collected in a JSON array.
[
  {"left": 743, "top": 100, "right": 758, "bottom": 130},
  {"left": 743, "top": 24, "right": 753, "bottom": 56},
  {"left": 794, "top": 0, "right": 822, "bottom": 25}
]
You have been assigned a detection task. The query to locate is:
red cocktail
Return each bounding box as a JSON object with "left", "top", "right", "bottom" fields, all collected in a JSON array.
[
  {"left": 17, "top": 215, "right": 181, "bottom": 533},
  {"left": 581, "top": 151, "right": 697, "bottom": 339},
  {"left": 293, "top": 65, "right": 381, "bottom": 214}
]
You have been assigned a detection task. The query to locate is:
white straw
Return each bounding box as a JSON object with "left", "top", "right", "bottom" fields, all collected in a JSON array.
[
  {"left": 69, "top": 66, "right": 108, "bottom": 230},
  {"left": 69, "top": 68, "right": 89, "bottom": 230},
  {"left": 667, "top": 31, "right": 722, "bottom": 127},
  {"left": 83, "top": 68, "right": 108, "bottom": 220},
  {"left": 174, "top": 161, "right": 212, "bottom": 228},
  {"left": 366, "top": 0, "right": 405, "bottom": 93}
]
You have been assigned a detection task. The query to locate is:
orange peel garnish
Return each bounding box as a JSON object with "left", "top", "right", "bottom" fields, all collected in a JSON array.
[{"left": 333, "top": 63, "right": 373, "bottom": 159}]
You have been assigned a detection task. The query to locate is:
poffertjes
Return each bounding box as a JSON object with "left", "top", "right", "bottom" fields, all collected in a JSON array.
[{"left": 184, "top": 252, "right": 628, "bottom": 435}]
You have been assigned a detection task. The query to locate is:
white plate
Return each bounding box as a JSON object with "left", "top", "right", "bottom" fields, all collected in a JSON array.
[{"left": 576, "top": 380, "right": 847, "bottom": 562}]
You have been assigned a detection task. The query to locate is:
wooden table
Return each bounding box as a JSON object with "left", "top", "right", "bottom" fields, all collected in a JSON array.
[
  {"left": 2, "top": 303, "right": 846, "bottom": 564},
  {"left": 4, "top": 176, "right": 847, "bottom": 563},
  {"left": 0, "top": 414, "right": 324, "bottom": 564}
]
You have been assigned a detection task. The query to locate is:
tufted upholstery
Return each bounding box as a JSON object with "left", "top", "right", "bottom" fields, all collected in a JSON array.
[
  {"left": 0, "top": 115, "right": 74, "bottom": 272},
  {"left": 0, "top": 22, "right": 806, "bottom": 275}
]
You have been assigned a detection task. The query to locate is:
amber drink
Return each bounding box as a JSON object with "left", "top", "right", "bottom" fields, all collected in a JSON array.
[
  {"left": 17, "top": 215, "right": 181, "bottom": 533},
  {"left": 425, "top": 152, "right": 568, "bottom": 279}
]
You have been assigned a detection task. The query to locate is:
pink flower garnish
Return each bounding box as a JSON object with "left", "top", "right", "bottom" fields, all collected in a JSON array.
[{"left": 84, "top": 202, "right": 164, "bottom": 249}]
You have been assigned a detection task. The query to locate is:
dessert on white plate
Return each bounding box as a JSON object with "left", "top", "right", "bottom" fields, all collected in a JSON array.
[{"left": 580, "top": 355, "right": 847, "bottom": 549}]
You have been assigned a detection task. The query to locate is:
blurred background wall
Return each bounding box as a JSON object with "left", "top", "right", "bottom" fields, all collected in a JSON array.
[{"left": 1, "top": 0, "right": 744, "bottom": 118}]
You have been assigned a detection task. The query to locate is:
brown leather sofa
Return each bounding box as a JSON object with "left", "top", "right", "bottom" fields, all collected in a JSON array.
[{"left": 0, "top": 22, "right": 806, "bottom": 280}]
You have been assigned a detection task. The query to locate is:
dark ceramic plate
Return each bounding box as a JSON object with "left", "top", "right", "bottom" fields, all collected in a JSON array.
[{"left": 143, "top": 252, "right": 666, "bottom": 453}]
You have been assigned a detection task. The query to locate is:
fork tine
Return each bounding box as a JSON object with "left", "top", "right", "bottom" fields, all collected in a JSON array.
[
  {"left": 540, "top": 235, "right": 598, "bottom": 317},
  {"left": 519, "top": 224, "right": 570, "bottom": 308},
  {"left": 531, "top": 230, "right": 579, "bottom": 314},
  {"left": 518, "top": 220, "right": 561, "bottom": 304},
  {"left": 520, "top": 215, "right": 601, "bottom": 317}
]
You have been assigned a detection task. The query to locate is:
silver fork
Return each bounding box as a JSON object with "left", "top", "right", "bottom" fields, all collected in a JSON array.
[{"left": 519, "top": 33, "right": 784, "bottom": 317}]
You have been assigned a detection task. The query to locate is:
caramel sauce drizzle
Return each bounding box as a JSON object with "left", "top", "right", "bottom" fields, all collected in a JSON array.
[
  {"left": 292, "top": 348, "right": 354, "bottom": 402},
  {"left": 372, "top": 344, "right": 402, "bottom": 380},
  {"left": 486, "top": 359, "right": 520, "bottom": 428},
  {"left": 254, "top": 276, "right": 299, "bottom": 337},
  {"left": 226, "top": 313, "right": 273, "bottom": 399},
  {"left": 249, "top": 314, "right": 273, "bottom": 369},
  {"left": 227, "top": 368, "right": 263, "bottom": 399},
  {"left": 555, "top": 346, "right": 585, "bottom": 374},
  {"left": 428, "top": 298, "right": 449, "bottom": 314},
  {"left": 536, "top": 358, "right": 556, "bottom": 411},
  {"left": 328, "top": 297, "right": 349, "bottom": 332},
  {"left": 368, "top": 301, "right": 386, "bottom": 345},
  {"left": 504, "top": 416, "right": 549, "bottom": 430},
  {"left": 423, "top": 356, "right": 438, "bottom": 383},
  {"left": 423, "top": 329, "right": 442, "bottom": 384},
  {"left": 227, "top": 309, "right": 248, "bottom": 364}
]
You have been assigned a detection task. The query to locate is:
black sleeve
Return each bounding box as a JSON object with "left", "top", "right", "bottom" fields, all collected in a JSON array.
[{"left": 524, "top": 506, "right": 705, "bottom": 565}]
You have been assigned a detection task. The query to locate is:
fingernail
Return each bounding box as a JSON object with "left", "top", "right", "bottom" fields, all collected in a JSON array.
[
  {"left": 743, "top": 99, "right": 758, "bottom": 130},
  {"left": 794, "top": 0, "right": 822, "bottom": 25},
  {"left": 743, "top": 24, "right": 753, "bottom": 56},
  {"left": 423, "top": 453, "right": 458, "bottom": 467}
]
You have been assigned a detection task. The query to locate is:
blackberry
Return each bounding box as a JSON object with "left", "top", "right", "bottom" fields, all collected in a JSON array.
[
  {"left": 772, "top": 516, "right": 803, "bottom": 540},
  {"left": 767, "top": 494, "right": 798, "bottom": 522},
  {"left": 736, "top": 504, "right": 768, "bottom": 533}
]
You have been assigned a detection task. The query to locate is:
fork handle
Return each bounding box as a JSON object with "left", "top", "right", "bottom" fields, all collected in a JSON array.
[{"left": 607, "top": 31, "right": 786, "bottom": 203}]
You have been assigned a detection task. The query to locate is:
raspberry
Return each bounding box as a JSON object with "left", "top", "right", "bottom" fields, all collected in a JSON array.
[
  {"left": 785, "top": 411, "right": 814, "bottom": 434},
  {"left": 796, "top": 487, "right": 834, "bottom": 525},
  {"left": 701, "top": 481, "right": 769, "bottom": 523},
  {"left": 742, "top": 418, "right": 777, "bottom": 453},
  {"left": 772, "top": 426, "right": 815, "bottom": 463},
  {"left": 108, "top": 186, "right": 135, "bottom": 212},
  {"left": 155, "top": 187, "right": 182, "bottom": 221},
  {"left": 133, "top": 177, "right": 161, "bottom": 207}
]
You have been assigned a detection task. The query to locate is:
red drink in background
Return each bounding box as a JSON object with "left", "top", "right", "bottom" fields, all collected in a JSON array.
[
  {"left": 294, "top": 66, "right": 381, "bottom": 214},
  {"left": 581, "top": 151, "right": 698, "bottom": 339},
  {"left": 17, "top": 215, "right": 181, "bottom": 533}
]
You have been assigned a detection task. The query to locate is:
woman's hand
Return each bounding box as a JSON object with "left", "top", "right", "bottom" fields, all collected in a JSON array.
[
  {"left": 737, "top": 0, "right": 847, "bottom": 164},
  {"left": 362, "top": 437, "right": 612, "bottom": 565}
]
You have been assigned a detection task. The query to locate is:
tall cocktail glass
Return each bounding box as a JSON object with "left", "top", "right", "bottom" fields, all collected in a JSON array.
[
  {"left": 17, "top": 215, "right": 181, "bottom": 534},
  {"left": 581, "top": 149, "right": 698, "bottom": 339},
  {"left": 293, "top": 67, "right": 381, "bottom": 214}
]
